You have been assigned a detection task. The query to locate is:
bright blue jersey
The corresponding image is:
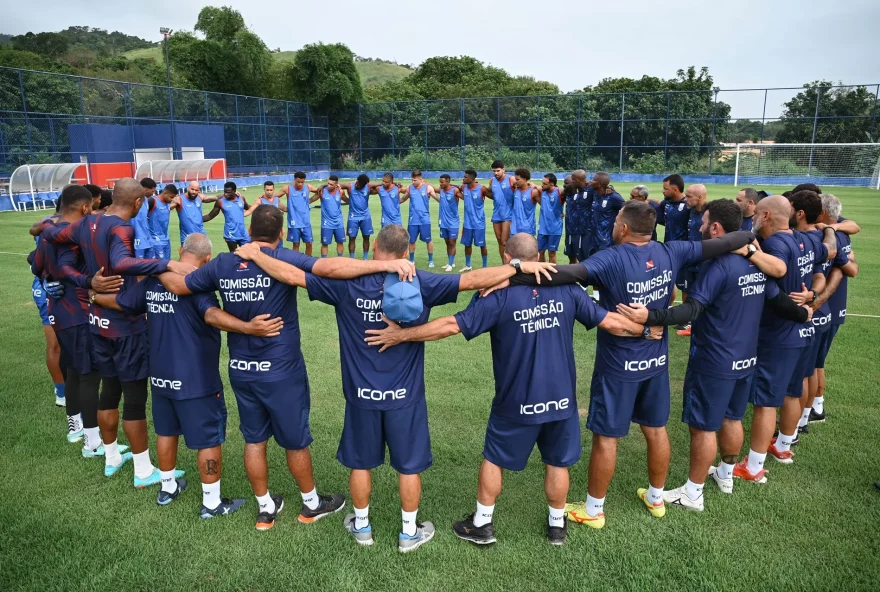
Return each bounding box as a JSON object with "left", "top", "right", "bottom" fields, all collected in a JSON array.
[
  {"left": 259, "top": 195, "right": 280, "bottom": 207},
  {"left": 661, "top": 199, "right": 690, "bottom": 242},
  {"left": 438, "top": 187, "right": 460, "bottom": 230},
  {"left": 511, "top": 187, "right": 537, "bottom": 236},
  {"left": 407, "top": 183, "right": 431, "bottom": 225},
  {"left": 287, "top": 186, "right": 311, "bottom": 229},
  {"left": 539, "top": 188, "right": 564, "bottom": 236},
  {"left": 462, "top": 183, "right": 486, "bottom": 230},
  {"left": 565, "top": 188, "right": 593, "bottom": 236},
  {"left": 378, "top": 185, "right": 402, "bottom": 226},
  {"left": 149, "top": 199, "right": 171, "bottom": 242},
  {"left": 591, "top": 190, "right": 625, "bottom": 250},
  {"left": 489, "top": 175, "right": 514, "bottom": 222},
  {"left": 320, "top": 187, "right": 344, "bottom": 229},
  {"left": 178, "top": 195, "right": 205, "bottom": 243},
  {"left": 828, "top": 231, "right": 852, "bottom": 325},
  {"left": 219, "top": 195, "right": 249, "bottom": 243},
  {"left": 348, "top": 182, "right": 371, "bottom": 221},
  {"left": 132, "top": 199, "right": 154, "bottom": 251}
]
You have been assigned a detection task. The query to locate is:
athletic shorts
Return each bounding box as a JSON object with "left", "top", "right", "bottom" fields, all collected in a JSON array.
[
  {"left": 538, "top": 234, "right": 561, "bottom": 252},
  {"left": 32, "top": 277, "right": 50, "bottom": 326},
  {"left": 347, "top": 217, "right": 374, "bottom": 238},
  {"left": 440, "top": 227, "right": 459, "bottom": 240},
  {"left": 682, "top": 367, "right": 754, "bottom": 431},
  {"left": 152, "top": 240, "right": 172, "bottom": 260},
  {"left": 564, "top": 232, "right": 591, "bottom": 261},
  {"left": 224, "top": 237, "right": 250, "bottom": 250},
  {"left": 587, "top": 371, "right": 671, "bottom": 438},
  {"left": 483, "top": 412, "right": 581, "bottom": 471},
  {"left": 288, "top": 226, "right": 314, "bottom": 244},
  {"left": 802, "top": 330, "right": 831, "bottom": 377},
  {"left": 676, "top": 267, "right": 697, "bottom": 292},
  {"left": 230, "top": 372, "right": 312, "bottom": 450},
  {"left": 750, "top": 346, "right": 805, "bottom": 408},
  {"left": 92, "top": 332, "right": 149, "bottom": 382},
  {"left": 56, "top": 324, "right": 93, "bottom": 375},
  {"left": 321, "top": 226, "right": 345, "bottom": 246},
  {"left": 491, "top": 211, "right": 512, "bottom": 224},
  {"left": 408, "top": 224, "right": 432, "bottom": 244},
  {"left": 152, "top": 392, "right": 227, "bottom": 450},
  {"left": 815, "top": 325, "right": 840, "bottom": 369},
  {"left": 135, "top": 248, "right": 155, "bottom": 259},
  {"left": 337, "top": 397, "right": 431, "bottom": 475},
  {"left": 461, "top": 228, "right": 486, "bottom": 248}
]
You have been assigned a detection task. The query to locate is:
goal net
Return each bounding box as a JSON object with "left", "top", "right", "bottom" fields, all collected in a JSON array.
[{"left": 734, "top": 143, "right": 880, "bottom": 189}]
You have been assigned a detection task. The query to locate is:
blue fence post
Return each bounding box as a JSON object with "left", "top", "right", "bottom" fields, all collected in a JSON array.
[
  {"left": 709, "top": 88, "right": 719, "bottom": 174},
  {"left": 167, "top": 79, "right": 176, "bottom": 160},
  {"left": 358, "top": 103, "right": 363, "bottom": 168},
  {"left": 618, "top": 93, "right": 625, "bottom": 173},
  {"left": 306, "top": 105, "right": 314, "bottom": 171},
  {"left": 576, "top": 95, "right": 582, "bottom": 170},
  {"left": 125, "top": 84, "right": 135, "bottom": 164},
  {"left": 424, "top": 101, "right": 429, "bottom": 170},
  {"left": 664, "top": 92, "right": 670, "bottom": 167},
  {"left": 460, "top": 99, "right": 466, "bottom": 170},
  {"left": 204, "top": 92, "right": 209, "bottom": 124},
  {"left": 18, "top": 70, "right": 34, "bottom": 160},
  {"left": 78, "top": 76, "right": 86, "bottom": 120},
  {"left": 285, "top": 102, "right": 292, "bottom": 169},
  {"left": 808, "top": 86, "right": 823, "bottom": 176},
  {"left": 759, "top": 89, "right": 768, "bottom": 143},
  {"left": 496, "top": 97, "right": 501, "bottom": 160},
  {"left": 390, "top": 102, "right": 396, "bottom": 169},
  {"left": 234, "top": 95, "right": 241, "bottom": 170},
  {"left": 870, "top": 84, "right": 879, "bottom": 142},
  {"left": 535, "top": 97, "right": 541, "bottom": 170}
]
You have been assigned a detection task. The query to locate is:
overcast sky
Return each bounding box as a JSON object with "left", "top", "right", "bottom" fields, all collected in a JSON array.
[{"left": 4, "top": 0, "right": 879, "bottom": 118}]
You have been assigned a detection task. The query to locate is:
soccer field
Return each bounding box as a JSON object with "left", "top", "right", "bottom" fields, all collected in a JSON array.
[{"left": 1, "top": 181, "right": 879, "bottom": 591}]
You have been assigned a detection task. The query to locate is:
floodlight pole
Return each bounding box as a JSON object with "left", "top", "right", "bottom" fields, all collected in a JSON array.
[{"left": 161, "top": 28, "right": 177, "bottom": 160}]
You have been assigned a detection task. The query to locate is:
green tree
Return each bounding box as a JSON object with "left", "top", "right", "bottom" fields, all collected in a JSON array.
[
  {"left": 777, "top": 81, "right": 877, "bottom": 144},
  {"left": 283, "top": 43, "right": 364, "bottom": 114},
  {"left": 12, "top": 32, "right": 70, "bottom": 59}
]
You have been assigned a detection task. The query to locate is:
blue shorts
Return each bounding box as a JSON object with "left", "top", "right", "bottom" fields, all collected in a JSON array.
[
  {"left": 337, "top": 398, "right": 432, "bottom": 475},
  {"left": 750, "top": 346, "right": 805, "bottom": 408},
  {"left": 408, "top": 223, "right": 432, "bottom": 243},
  {"left": 538, "top": 234, "right": 561, "bottom": 252},
  {"left": 348, "top": 217, "right": 374, "bottom": 238},
  {"left": 152, "top": 240, "right": 172, "bottom": 260},
  {"left": 92, "top": 332, "right": 149, "bottom": 382},
  {"left": 461, "top": 227, "right": 486, "bottom": 248},
  {"left": 483, "top": 412, "right": 581, "bottom": 471},
  {"left": 815, "top": 325, "right": 840, "bottom": 369},
  {"left": 440, "top": 227, "right": 459, "bottom": 240},
  {"left": 801, "top": 332, "right": 826, "bottom": 378},
  {"left": 32, "top": 277, "right": 50, "bottom": 325},
  {"left": 288, "top": 226, "right": 314, "bottom": 244},
  {"left": 152, "top": 392, "right": 227, "bottom": 450},
  {"left": 224, "top": 237, "right": 250, "bottom": 249},
  {"left": 491, "top": 211, "right": 512, "bottom": 224},
  {"left": 676, "top": 268, "right": 697, "bottom": 292},
  {"left": 321, "top": 226, "right": 345, "bottom": 246},
  {"left": 682, "top": 368, "right": 754, "bottom": 431},
  {"left": 56, "top": 324, "right": 93, "bottom": 375},
  {"left": 587, "top": 371, "right": 671, "bottom": 438},
  {"left": 230, "top": 372, "right": 312, "bottom": 450},
  {"left": 135, "top": 248, "right": 155, "bottom": 259},
  {"left": 564, "top": 232, "right": 591, "bottom": 261}
]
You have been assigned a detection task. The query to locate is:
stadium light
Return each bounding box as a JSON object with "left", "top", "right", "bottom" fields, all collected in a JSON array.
[{"left": 159, "top": 28, "right": 173, "bottom": 88}]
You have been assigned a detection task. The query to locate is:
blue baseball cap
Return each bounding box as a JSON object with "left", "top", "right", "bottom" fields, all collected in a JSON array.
[{"left": 383, "top": 273, "right": 423, "bottom": 323}]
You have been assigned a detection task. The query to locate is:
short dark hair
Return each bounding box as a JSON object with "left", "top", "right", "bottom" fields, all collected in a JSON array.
[
  {"left": 224, "top": 181, "right": 237, "bottom": 192},
  {"left": 793, "top": 183, "right": 821, "bottom": 194},
  {"left": 294, "top": 171, "right": 306, "bottom": 180},
  {"left": 249, "top": 205, "right": 284, "bottom": 242},
  {"left": 663, "top": 174, "right": 685, "bottom": 192},
  {"left": 790, "top": 190, "right": 823, "bottom": 224},
  {"left": 706, "top": 199, "right": 743, "bottom": 234},
  {"left": 440, "top": 173, "right": 451, "bottom": 181},
  {"left": 383, "top": 172, "right": 394, "bottom": 180},
  {"left": 514, "top": 167, "right": 531, "bottom": 180},
  {"left": 782, "top": 190, "right": 793, "bottom": 199},
  {"left": 83, "top": 184, "right": 102, "bottom": 198},
  {"left": 756, "top": 190, "right": 770, "bottom": 199},
  {"left": 99, "top": 190, "right": 113, "bottom": 209},
  {"left": 357, "top": 173, "right": 369, "bottom": 185},
  {"left": 741, "top": 187, "right": 759, "bottom": 203},
  {"left": 264, "top": 180, "right": 274, "bottom": 188},
  {"left": 619, "top": 201, "right": 656, "bottom": 235},
  {"left": 60, "top": 185, "right": 92, "bottom": 210},
  {"left": 163, "top": 184, "right": 179, "bottom": 196},
  {"left": 491, "top": 160, "right": 504, "bottom": 169},
  {"left": 411, "top": 169, "right": 422, "bottom": 178},
  {"left": 544, "top": 173, "right": 557, "bottom": 185},
  {"left": 140, "top": 177, "right": 157, "bottom": 189},
  {"left": 329, "top": 174, "right": 339, "bottom": 182},
  {"left": 464, "top": 168, "right": 477, "bottom": 178},
  {"left": 375, "top": 224, "right": 409, "bottom": 257}
]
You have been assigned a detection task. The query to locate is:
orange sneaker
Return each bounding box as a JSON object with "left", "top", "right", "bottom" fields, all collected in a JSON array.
[
  {"left": 565, "top": 502, "right": 606, "bottom": 529},
  {"left": 768, "top": 439, "right": 795, "bottom": 464},
  {"left": 733, "top": 460, "right": 768, "bottom": 484},
  {"left": 676, "top": 325, "right": 691, "bottom": 337}
]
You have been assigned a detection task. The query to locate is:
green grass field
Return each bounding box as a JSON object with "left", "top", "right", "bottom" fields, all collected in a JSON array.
[{"left": 1, "top": 181, "right": 879, "bottom": 591}]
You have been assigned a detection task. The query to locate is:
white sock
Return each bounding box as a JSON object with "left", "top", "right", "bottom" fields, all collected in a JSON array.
[
  {"left": 67, "top": 413, "right": 82, "bottom": 431},
  {"left": 718, "top": 461, "right": 735, "bottom": 480},
  {"left": 548, "top": 505, "right": 565, "bottom": 528},
  {"left": 256, "top": 492, "right": 275, "bottom": 514},
  {"left": 777, "top": 431, "right": 796, "bottom": 453},
  {"left": 354, "top": 505, "right": 369, "bottom": 530},
  {"left": 473, "top": 502, "right": 495, "bottom": 527},
  {"left": 104, "top": 440, "right": 121, "bottom": 467},
  {"left": 684, "top": 479, "right": 704, "bottom": 500},
  {"left": 160, "top": 469, "right": 178, "bottom": 493},
  {"left": 586, "top": 495, "right": 605, "bottom": 517},
  {"left": 83, "top": 428, "right": 101, "bottom": 451},
  {"left": 202, "top": 480, "right": 221, "bottom": 510},
  {"left": 402, "top": 509, "right": 418, "bottom": 536},
  {"left": 813, "top": 396, "right": 825, "bottom": 414},
  {"left": 798, "top": 408, "right": 811, "bottom": 428},
  {"left": 133, "top": 450, "right": 155, "bottom": 479},
  {"left": 647, "top": 485, "right": 664, "bottom": 505},
  {"left": 301, "top": 488, "right": 319, "bottom": 510},
  {"left": 747, "top": 449, "right": 766, "bottom": 474}
]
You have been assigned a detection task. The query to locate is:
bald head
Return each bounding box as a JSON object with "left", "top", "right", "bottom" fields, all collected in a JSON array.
[
  {"left": 505, "top": 233, "right": 539, "bottom": 262},
  {"left": 593, "top": 172, "right": 610, "bottom": 188},
  {"left": 753, "top": 194, "right": 792, "bottom": 237},
  {"left": 112, "top": 177, "right": 146, "bottom": 207},
  {"left": 685, "top": 184, "right": 707, "bottom": 209},
  {"left": 571, "top": 169, "right": 587, "bottom": 190}
]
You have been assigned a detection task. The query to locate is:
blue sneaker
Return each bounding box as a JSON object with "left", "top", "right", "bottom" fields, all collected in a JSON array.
[
  {"left": 200, "top": 497, "right": 247, "bottom": 519},
  {"left": 157, "top": 479, "right": 188, "bottom": 506},
  {"left": 104, "top": 452, "right": 133, "bottom": 477},
  {"left": 398, "top": 521, "right": 435, "bottom": 553},
  {"left": 344, "top": 513, "right": 374, "bottom": 546},
  {"left": 83, "top": 444, "right": 130, "bottom": 459},
  {"left": 135, "top": 468, "right": 185, "bottom": 489}
]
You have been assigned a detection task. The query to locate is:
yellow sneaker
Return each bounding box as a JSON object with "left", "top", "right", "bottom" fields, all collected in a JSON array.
[
  {"left": 564, "top": 502, "right": 605, "bottom": 529},
  {"left": 637, "top": 488, "right": 666, "bottom": 518}
]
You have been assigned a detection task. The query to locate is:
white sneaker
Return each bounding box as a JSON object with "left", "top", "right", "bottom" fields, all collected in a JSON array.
[
  {"left": 55, "top": 396, "right": 66, "bottom": 408},
  {"left": 460, "top": 266, "right": 473, "bottom": 272},
  {"left": 428, "top": 261, "right": 435, "bottom": 268},
  {"left": 662, "top": 486, "right": 704, "bottom": 512},
  {"left": 442, "top": 264, "right": 453, "bottom": 272},
  {"left": 708, "top": 465, "right": 734, "bottom": 494}
]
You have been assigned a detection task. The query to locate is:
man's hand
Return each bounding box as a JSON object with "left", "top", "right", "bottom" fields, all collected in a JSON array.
[
  {"left": 91, "top": 267, "right": 124, "bottom": 293},
  {"left": 235, "top": 242, "right": 262, "bottom": 261},
  {"left": 167, "top": 260, "right": 197, "bottom": 276},
  {"left": 384, "top": 259, "right": 416, "bottom": 281},
  {"left": 245, "top": 314, "right": 284, "bottom": 337},
  {"left": 519, "top": 261, "right": 556, "bottom": 284},
  {"left": 364, "top": 315, "right": 403, "bottom": 353},
  {"left": 480, "top": 279, "right": 510, "bottom": 298},
  {"left": 616, "top": 302, "right": 650, "bottom": 324},
  {"left": 801, "top": 304, "right": 814, "bottom": 322},
  {"left": 789, "top": 283, "right": 812, "bottom": 305},
  {"left": 647, "top": 326, "right": 664, "bottom": 340}
]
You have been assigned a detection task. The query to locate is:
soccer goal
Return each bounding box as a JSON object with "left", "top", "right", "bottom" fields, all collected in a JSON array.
[{"left": 733, "top": 143, "right": 880, "bottom": 189}]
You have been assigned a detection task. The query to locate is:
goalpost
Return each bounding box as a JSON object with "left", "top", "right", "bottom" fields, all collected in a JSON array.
[{"left": 733, "top": 143, "right": 880, "bottom": 189}]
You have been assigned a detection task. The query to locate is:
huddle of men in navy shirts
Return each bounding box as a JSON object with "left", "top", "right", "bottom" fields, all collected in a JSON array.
[{"left": 29, "top": 167, "right": 859, "bottom": 550}]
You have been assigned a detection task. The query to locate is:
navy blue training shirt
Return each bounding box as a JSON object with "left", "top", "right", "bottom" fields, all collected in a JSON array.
[
  {"left": 661, "top": 199, "right": 690, "bottom": 242},
  {"left": 828, "top": 231, "right": 852, "bottom": 325},
  {"left": 812, "top": 228, "right": 848, "bottom": 333},
  {"left": 591, "top": 190, "right": 625, "bottom": 250}
]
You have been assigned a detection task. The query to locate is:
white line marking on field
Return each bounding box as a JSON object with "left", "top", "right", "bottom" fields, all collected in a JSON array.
[
  {"left": 0, "top": 251, "right": 28, "bottom": 256},
  {"left": 848, "top": 314, "right": 880, "bottom": 319}
]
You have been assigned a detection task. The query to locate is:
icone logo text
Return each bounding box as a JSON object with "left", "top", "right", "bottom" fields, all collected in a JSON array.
[
  {"left": 624, "top": 355, "right": 667, "bottom": 372},
  {"left": 520, "top": 398, "right": 569, "bottom": 415},
  {"left": 229, "top": 359, "right": 272, "bottom": 372},
  {"left": 151, "top": 377, "right": 182, "bottom": 390},
  {"left": 732, "top": 357, "right": 757, "bottom": 371},
  {"left": 358, "top": 387, "right": 407, "bottom": 401}
]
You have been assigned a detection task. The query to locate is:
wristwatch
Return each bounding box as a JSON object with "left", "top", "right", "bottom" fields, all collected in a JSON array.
[
  {"left": 744, "top": 244, "right": 758, "bottom": 260},
  {"left": 641, "top": 326, "right": 652, "bottom": 339},
  {"left": 510, "top": 258, "right": 522, "bottom": 273},
  {"left": 89, "top": 291, "right": 98, "bottom": 305}
]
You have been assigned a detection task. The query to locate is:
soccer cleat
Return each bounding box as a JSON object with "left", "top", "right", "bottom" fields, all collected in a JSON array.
[
  {"left": 428, "top": 261, "right": 435, "bottom": 268},
  {"left": 66, "top": 415, "right": 83, "bottom": 443},
  {"left": 298, "top": 493, "right": 345, "bottom": 523},
  {"left": 256, "top": 495, "right": 285, "bottom": 531},
  {"left": 200, "top": 497, "right": 247, "bottom": 519},
  {"left": 344, "top": 513, "right": 375, "bottom": 546},
  {"left": 442, "top": 264, "right": 453, "bottom": 272},
  {"left": 662, "top": 486, "right": 704, "bottom": 512},
  {"left": 452, "top": 513, "right": 496, "bottom": 544},
  {"left": 67, "top": 429, "right": 84, "bottom": 443},
  {"left": 808, "top": 408, "right": 826, "bottom": 423},
  {"left": 768, "top": 440, "right": 794, "bottom": 464},
  {"left": 675, "top": 324, "right": 692, "bottom": 337},
  {"left": 399, "top": 521, "right": 435, "bottom": 553},
  {"left": 547, "top": 518, "right": 568, "bottom": 545},
  {"left": 55, "top": 396, "right": 66, "bottom": 408},
  {"left": 82, "top": 443, "right": 129, "bottom": 458},
  {"left": 733, "top": 460, "right": 769, "bottom": 484},
  {"left": 135, "top": 468, "right": 185, "bottom": 489},
  {"left": 459, "top": 265, "right": 473, "bottom": 272},
  {"left": 708, "top": 465, "right": 734, "bottom": 494},
  {"left": 157, "top": 478, "right": 188, "bottom": 506},
  {"left": 637, "top": 488, "right": 667, "bottom": 518},
  {"left": 564, "top": 502, "right": 605, "bottom": 529},
  {"left": 104, "top": 452, "right": 133, "bottom": 477}
]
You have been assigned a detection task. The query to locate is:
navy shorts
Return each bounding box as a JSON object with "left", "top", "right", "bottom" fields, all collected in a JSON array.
[
  {"left": 321, "top": 226, "right": 345, "bottom": 245},
  {"left": 92, "top": 332, "right": 149, "bottom": 382},
  {"left": 408, "top": 223, "right": 432, "bottom": 243},
  {"left": 587, "top": 371, "right": 671, "bottom": 438},
  {"left": 288, "top": 226, "right": 314, "bottom": 244},
  {"left": 440, "top": 227, "right": 459, "bottom": 240},
  {"left": 750, "top": 346, "right": 804, "bottom": 408},
  {"left": 816, "top": 325, "right": 840, "bottom": 369},
  {"left": 56, "top": 324, "right": 93, "bottom": 375},
  {"left": 682, "top": 367, "right": 754, "bottom": 431},
  {"left": 483, "top": 412, "right": 581, "bottom": 471},
  {"left": 676, "top": 268, "right": 697, "bottom": 292},
  {"left": 32, "top": 277, "right": 50, "bottom": 326},
  {"left": 564, "top": 232, "right": 591, "bottom": 261},
  {"left": 347, "top": 217, "right": 374, "bottom": 238},
  {"left": 337, "top": 398, "right": 432, "bottom": 475},
  {"left": 152, "top": 240, "right": 171, "bottom": 260},
  {"left": 230, "top": 372, "right": 312, "bottom": 450},
  {"left": 538, "top": 234, "right": 561, "bottom": 252},
  {"left": 153, "top": 392, "right": 227, "bottom": 450},
  {"left": 461, "top": 227, "right": 486, "bottom": 247}
]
